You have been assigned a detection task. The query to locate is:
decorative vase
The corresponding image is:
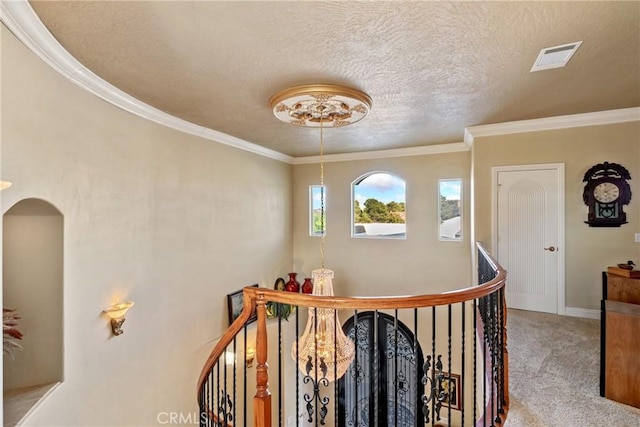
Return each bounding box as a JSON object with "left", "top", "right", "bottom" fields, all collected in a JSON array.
[
  {"left": 266, "top": 277, "right": 294, "bottom": 321},
  {"left": 302, "top": 277, "right": 313, "bottom": 294},
  {"left": 285, "top": 272, "right": 300, "bottom": 293}
]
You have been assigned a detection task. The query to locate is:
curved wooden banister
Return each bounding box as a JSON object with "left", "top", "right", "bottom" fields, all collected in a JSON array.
[
  {"left": 198, "top": 242, "right": 506, "bottom": 408},
  {"left": 239, "top": 270, "right": 505, "bottom": 310},
  {"left": 197, "top": 290, "right": 257, "bottom": 398}
]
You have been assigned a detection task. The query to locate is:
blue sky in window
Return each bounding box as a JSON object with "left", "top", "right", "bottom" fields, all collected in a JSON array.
[
  {"left": 440, "top": 179, "right": 462, "bottom": 200},
  {"left": 311, "top": 176, "right": 461, "bottom": 205},
  {"left": 355, "top": 173, "right": 405, "bottom": 205},
  {"left": 311, "top": 186, "right": 324, "bottom": 208}
]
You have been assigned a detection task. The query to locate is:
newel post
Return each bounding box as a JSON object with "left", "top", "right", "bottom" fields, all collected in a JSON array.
[{"left": 253, "top": 293, "right": 272, "bottom": 427}]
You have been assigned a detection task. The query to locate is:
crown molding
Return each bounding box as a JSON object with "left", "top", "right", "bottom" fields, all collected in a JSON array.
[
  {"left": 292, "top": 142, "right": 469, "bottom": 164},
  {"left": 464, "top": 107, "right": 640, "bottom": 147},
  {"left": 4, "top": 1, "right": 637, "bottom": 165},
  {"left": 0, "top": 0, "right": 293, "bottom": 164}
]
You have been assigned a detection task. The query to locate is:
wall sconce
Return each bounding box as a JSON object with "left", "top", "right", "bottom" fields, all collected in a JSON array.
[
  {"left": 103, "top": 301, "right": 134, "bottom": 336},
  {"left": 245, "top": 348, "right": 256, "bottom": 368},
  {"left": 0, "top": 181, "right": 13, "bottom": 191}
]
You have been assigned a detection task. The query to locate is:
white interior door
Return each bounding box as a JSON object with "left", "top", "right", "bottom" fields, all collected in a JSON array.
[{"left": 493, "top": 164, "right": 565, "bottom": 314}]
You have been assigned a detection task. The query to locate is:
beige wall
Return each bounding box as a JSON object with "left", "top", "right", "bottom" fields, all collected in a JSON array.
[
  {"left": 472, "top": 122, "right": 640, "bottom": 310},
  {"left": 4, "top": 11, "right": 638, "bottom": 425},
  {"left": 293, "top": 152, "right": 472, "bottom": 297},
  {"left": 1, "top": 26, "right": 292, "bottom": 426}
]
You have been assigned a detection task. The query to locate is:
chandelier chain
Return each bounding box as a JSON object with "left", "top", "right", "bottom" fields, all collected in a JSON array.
[{"left": 320, "top": 117, "right": 325, "bottom": 269}]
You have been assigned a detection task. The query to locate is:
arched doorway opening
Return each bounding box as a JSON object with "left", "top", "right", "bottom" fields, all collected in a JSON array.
[{"left": 3, "top": 198, "right": 64, "bottom": 424}]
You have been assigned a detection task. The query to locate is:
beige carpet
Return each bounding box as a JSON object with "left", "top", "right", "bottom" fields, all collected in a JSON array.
[{"left": 505, "top": 309, "right": 640, "bottom": 426}]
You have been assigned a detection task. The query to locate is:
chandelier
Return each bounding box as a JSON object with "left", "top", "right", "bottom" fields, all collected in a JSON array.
[{"left": 270, "top": 84, "right": 372, "bottom": 380}]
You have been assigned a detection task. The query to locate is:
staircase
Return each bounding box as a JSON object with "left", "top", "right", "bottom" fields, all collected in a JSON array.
[{"left": 198, "top": 243, "right": 509, "bottom": 427}]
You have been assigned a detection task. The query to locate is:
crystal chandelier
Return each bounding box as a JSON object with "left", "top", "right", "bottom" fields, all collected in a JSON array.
[
  {"left": 270, "top": 84, "right": 372, "bottom": 381},
  {"left": 292, "top": 268, "right": 354, "bottom": 380}
]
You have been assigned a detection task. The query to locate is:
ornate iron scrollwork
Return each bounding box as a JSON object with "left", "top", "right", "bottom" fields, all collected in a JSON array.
[
  {"left": 421, "top": 355, "right": 453, "bottom": 423},
  {"left": 215, "top": 390, "right": 233, "bottom": 426},
  {"left": 303, "top": 356, "right": 331, "bottom": 425}
]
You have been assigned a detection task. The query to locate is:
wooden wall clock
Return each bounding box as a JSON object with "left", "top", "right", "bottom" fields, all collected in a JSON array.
[{"left": 582, "top": 162, "right": 632, "bottom": 227}]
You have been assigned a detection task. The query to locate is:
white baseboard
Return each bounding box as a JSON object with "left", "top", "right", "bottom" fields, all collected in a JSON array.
[{"left": 564, "top": 306, "right": 600, "bottom": 319}]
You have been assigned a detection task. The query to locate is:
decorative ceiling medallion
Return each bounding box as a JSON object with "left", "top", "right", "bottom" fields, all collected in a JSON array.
[{"left": 269, "top": 84, "right": 372, "bottom": 127}]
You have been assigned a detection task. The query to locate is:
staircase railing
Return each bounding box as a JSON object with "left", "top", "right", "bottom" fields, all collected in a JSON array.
[{"left": 198, "top": 242, "right": 508, "bottom": 426}]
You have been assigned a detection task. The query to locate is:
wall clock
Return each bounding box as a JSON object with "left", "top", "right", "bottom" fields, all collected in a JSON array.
[{"left": 582, "top": 162, "right": 632, "bottom": 227}]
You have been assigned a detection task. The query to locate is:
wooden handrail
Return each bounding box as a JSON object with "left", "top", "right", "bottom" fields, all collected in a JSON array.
[
  {"left": 240, "top": 272, "right": 505, "bottom": 310},
  {"left": 197, "top": 293, "right": 255, "bottom": 397},
  {"left": 197, "top": 242, "right": 508, "bottom": 424}
]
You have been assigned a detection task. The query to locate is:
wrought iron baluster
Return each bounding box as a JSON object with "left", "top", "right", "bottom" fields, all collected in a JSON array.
[
  {"left": 199, "top": 383, "right": 202, "bottom": 427},
  {"left": 494, "top": 291, "right": 503, "bottom": 425},
  {"left": 216, "top": 358, "right": 220, "bottom": 426},
  {"left": 394, "top": 309, "right": 399, "bottom": 427},
  {"left": 299, "top": 307, "right": 331, "bottom": 426},
  {"left": 243, "top": 324, "right": 247, "bottom": 427},
  {"left": 411, "top": 308, "right": 424, "bottom": 427},
  {"left": 296, "top": 305, "right": 300, "bottom": 427},
  {"left": 432, "top": 307, "right": 436, "bottom": 426},
  {"left": 374, "top": 309, "right": 379, "bottom": 427},
  {"left": 499, "top": 288, "right": 506, "bottom": 412},
  {"left": 473, "top": 299, "right": 477, "bottom": 426},
  {"left": 334, "top": 309, "right": 338, "bottom": 426},
  {"left": 461, "top": 301, "right": 466, "bottom": 426},
  {"left": 354, "top": 310, "right": 358, "bottom": 427},
  {"left": 491, "top": 294, "right": 497, "bottom": 426},
  {"left": 233, "top": 336, "right": 237, "bottom": 427},
  {"left": 447, "top": 304, "right": 452, "bottom": 426},
  {"left": 314, "top": 307, "right": 319, "bottom": 425},
  {"left": 278, "top": 315, "right": 283, "bottom": 427},
  {"left": 210, "top": 366, "right": 214, "bottom": 427},
  {"left": 483, "top": 308, "right": 487, "bottom": 427},
  {"left": 222, "top": 344, "right": 228, "bottom": 425}
]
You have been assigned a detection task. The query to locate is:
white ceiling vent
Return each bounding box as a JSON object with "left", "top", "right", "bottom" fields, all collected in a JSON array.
[{"left": 530, "top": 41, "right": 583, "bottom": 72}]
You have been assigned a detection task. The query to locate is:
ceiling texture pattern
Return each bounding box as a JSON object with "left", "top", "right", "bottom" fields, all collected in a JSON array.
[{"left": 27, "top": 1, "right": 640, "bottom": 157}]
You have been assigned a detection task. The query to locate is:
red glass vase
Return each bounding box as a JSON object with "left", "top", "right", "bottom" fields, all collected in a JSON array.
[
  {"left": 302, "top": 277, "right": 313, "bottom": 294},
  {"left": 285, "top": 272, "right": 300, "bottom": 293}
]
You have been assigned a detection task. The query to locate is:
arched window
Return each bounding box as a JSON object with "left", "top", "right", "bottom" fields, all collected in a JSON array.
[{"left": 352, "top": 172, "right": 406, "bottom": 239}]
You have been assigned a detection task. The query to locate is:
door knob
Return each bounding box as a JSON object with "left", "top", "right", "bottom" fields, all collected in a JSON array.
[{"left": 544, "top": 246, "right": 556, "bottom": 252}]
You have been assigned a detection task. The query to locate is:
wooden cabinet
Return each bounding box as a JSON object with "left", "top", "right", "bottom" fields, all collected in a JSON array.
[
  {"left": 606, "top": 271, "right": 640, "bottom": 304},
  {"left": 600, "top": 269, "right": 640, "bottom": 409}
]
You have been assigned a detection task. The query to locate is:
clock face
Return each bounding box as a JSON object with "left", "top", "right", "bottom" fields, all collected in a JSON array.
[{"left": 593, "top": 182, "right": 620, "bottom": 203}]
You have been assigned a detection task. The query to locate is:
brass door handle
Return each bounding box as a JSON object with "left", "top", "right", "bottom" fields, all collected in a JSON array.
[{"left": 544, "top": 246, "right": 556, "bottom": 252}]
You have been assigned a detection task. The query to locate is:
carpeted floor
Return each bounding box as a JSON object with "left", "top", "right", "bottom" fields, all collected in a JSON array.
[{"left": 505, "top": 309, "right": 640, "bottom": 426}]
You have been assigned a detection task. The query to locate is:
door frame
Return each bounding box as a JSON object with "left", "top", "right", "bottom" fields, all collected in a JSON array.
[{"left": 491, "top": 163, "right": 566, "bottom": 315}]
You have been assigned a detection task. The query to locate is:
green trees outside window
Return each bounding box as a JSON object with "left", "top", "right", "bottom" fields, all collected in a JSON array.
[{"left": 352, "top": 172, "right": 406, "bottom": 239}]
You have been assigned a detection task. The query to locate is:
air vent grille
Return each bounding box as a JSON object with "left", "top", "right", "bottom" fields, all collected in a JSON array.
[{"left": 531, "top": 41, "right": 583, "bottom": 72}]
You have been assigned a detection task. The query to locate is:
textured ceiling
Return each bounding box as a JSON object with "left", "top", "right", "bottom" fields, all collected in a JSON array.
[{"left": 29, "top": 1, "right": 640, "bottom": 157}]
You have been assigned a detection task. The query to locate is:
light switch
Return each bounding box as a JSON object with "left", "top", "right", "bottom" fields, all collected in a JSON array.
[{"left": 635, "top": 233, "right": 640, "bottom": 243}]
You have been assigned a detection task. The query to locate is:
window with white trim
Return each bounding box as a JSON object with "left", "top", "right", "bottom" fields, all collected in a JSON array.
[
  {"left": 352, "top": 172, "right": 406, "bottom": 239},
  {"left": 310, "top": 185, "right": 326, "bottom": 236},
  {"left": 438, "top": 179, "right": 462, "bottom": 241}
]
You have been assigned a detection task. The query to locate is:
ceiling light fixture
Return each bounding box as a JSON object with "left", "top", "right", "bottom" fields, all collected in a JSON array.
[
  {"left": 270, "top": 84, "right": 372, "bottom": 128},
  {"left": 270, "top": 84, "right": 371, "bottom": 380}
]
